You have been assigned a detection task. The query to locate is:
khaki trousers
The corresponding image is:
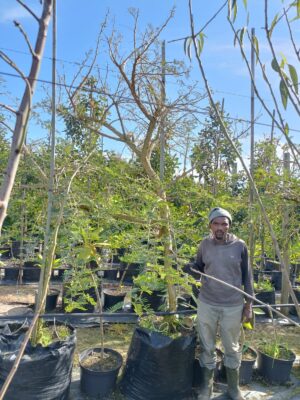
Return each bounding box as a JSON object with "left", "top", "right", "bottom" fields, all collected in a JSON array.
[{"left": 197, "top": 300, "right": 243, "bottom": 370}]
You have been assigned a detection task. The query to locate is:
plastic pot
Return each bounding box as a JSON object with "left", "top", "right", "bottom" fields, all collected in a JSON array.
[
  {"left": 289, "top": 288, "right": 300, "bottom": 316},
  {"left": 239, "top": 347, "right": 257, "bottom": 385},
  {"left": 62, "top": 285, "right": 97, "bottom": 313},
  {"left": 80, "top": 347, "right": 123, "bottom": 398},
  {"left": 271, "top": 271, "right": 282, "bottom": 291},
  {"left": 255, "top": 289, "right": 276, "bottom": 317},
  {"left": 22, "top": 261, "right": 41, "bottom": 282},
  {"left": 119, "top": 262, "right": 142, "bottom": 284},
  {"left": 257, "top": 347, "right": 296, "bottom": 384},
  {"left": 45, "top": 289, "right": 60, "bottom": 312},
  {"left": 3, "top": 266, "right": 21, "bottom": 282},
  {"left": 139, "top": 289, "right": 166, "bottom": 311},
  {"left": 103, "top": 288, "right": 126, "bottom": 310},
  {"left": 103, "top": 264, "right": 121, "bottom": 281}
]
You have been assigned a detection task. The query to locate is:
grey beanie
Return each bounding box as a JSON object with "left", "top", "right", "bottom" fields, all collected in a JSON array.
[{"left": 208, "top": 207, "right": 232, "bottom": 225}]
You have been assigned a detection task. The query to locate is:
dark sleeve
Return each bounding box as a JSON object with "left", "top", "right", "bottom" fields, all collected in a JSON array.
[
  {"left": 194, "top": 242, "right": 205, "bottom": 273},
  {"left": 241, "top": 245, "right": 254, "bottom": 301}
]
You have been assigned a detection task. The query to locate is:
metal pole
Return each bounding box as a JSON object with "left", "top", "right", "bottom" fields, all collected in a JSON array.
[
  {"left": 249, "top": 28, "right": 255, "bottom": 268},
  {"left": 281, "top": 152, "right": 290, "bottom": 315},
  {"left": 270, "top": 109, "right": 275, "bottom": 143},
  {"left": 159, "top": 40, "right": 166, "bottom": 181}
]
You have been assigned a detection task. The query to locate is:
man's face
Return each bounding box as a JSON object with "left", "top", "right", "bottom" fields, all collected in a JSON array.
[{"left": 210, "top": 216, "right": 230, "bottom": 241}]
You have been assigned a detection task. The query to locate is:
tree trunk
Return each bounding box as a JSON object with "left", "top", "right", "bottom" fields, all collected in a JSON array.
[{"left": 0, "top": 0, "right": 53, "bottom": 233}]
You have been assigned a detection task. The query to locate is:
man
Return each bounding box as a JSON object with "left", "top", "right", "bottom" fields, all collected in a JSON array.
[{"left": 194, "top": 207, "right": 254, "bottom": 400}]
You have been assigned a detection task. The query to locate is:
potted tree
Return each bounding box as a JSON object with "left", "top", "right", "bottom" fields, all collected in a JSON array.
[
  {"left": 257, "top": 340, "right": 296, "bottom": 384},
  {"left": 239, "top": 344, "right": 257, "bottom": 385},
  {"left": 79, "top": 273, "right": 123, "bottom": 398},
  {"left": 62, "top": 226, "right": 124, "bottom": 397}
]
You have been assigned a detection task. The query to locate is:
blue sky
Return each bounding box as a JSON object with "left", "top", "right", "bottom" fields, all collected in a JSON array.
[{"left": 0, "top": 0, "right": 299, "bottom": 159}]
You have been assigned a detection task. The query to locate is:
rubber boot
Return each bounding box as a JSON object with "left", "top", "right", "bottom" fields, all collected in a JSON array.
[
  {"left": 197, "top": 367, "right": 214, "bottom": 400},
  {"left": 226, "top": 367, "right": 245, "bottom": 400}
]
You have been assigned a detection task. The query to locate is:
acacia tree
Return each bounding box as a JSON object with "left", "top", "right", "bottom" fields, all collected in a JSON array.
[
  {"left": 63, "top": 10, "right": 204, "bottom": 312},
  {"left": 0, "top": 0, "right": 53, "bottom": 233}
]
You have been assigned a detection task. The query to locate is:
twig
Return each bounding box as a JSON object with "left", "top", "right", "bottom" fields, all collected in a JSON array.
[
  {"left": 13, "top": 21, "right": 37, "bottom": 58},
  {"left": 16, "top": 0, "right": 40, "bottom": 23},
  {"left": 22, "top": 145, "right": 48, "bottom": 183},
  {"left": 0, "top": 103, "right": 17, "bottom": 114},
  {"left": 284, "top": 8, "right": 300, "bottom": 63},
  {"left": 0, "top": 120, "right": 14, "bottom": 134},
  {"left": 168, "top": 0, "right": 227, "bottom": 43}
]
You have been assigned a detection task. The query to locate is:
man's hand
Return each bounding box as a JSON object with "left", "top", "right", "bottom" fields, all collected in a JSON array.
[{"left": 242, "top": 302, "right": 253, "bottom": 323}]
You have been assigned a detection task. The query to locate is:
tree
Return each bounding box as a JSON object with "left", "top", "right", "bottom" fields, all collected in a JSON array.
[
  {"left": 191, "top": 102, "right": 240, "bottom": 194},
  {"left": 185, "top": 0, "right": 300, "bottom": 317},
  {"left": 0, "top": 0, "right": 53, "bottom": 233},
  {"left": 63, "top": 10, "right": 204, "bottom": 312}
]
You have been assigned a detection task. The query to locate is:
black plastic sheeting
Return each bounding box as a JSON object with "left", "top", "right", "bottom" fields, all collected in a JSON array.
[
  {"left": 120, "top": 327, "right": 196, "bottom": 400},
  {"left": 0, "top": 322, "right": 76, "bottom": 400}
]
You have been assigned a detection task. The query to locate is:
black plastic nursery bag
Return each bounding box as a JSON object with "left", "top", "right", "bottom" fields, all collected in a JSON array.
[
  {"left": 0, "top": 322, "right": 76, "bottom": 400},
  {"left": 120, "top": 326, "right": 196, "bottom": 400}
]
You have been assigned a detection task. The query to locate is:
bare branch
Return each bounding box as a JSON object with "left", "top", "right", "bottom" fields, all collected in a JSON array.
[
  {"left": 14, "top": 21, "right": 37, "bottom": 58},
  {"left": 284, "top": 7, "right": 300, "bottom": 63},
  {"left": 0, "top": 120, "right": 14, "bottom": 134},
  {"left": 0, "top": 103, "right": 17, "bottom": 114},
  {"left": 71, "top": 14, "right": 108, "bottom": 102},
  {"left": 168, "top": 0, "right": 227, "bottom": 43},
  {"left": 16, "top": 0, "right": 40, "bottom": 23},
  {"left": 22, "top": 145, "right": 48, "bottom": 183},
  {"left": 0, "top": 51, "right": 29, "bottom": 83},
  {"left": 228, "top": 21, "right": 300, "bottom": 168},
  {"left": 264, "top": 0, "right": 300, "bottom": 113}
]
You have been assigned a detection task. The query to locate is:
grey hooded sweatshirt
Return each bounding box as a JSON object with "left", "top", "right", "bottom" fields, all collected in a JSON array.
[{"left": 194, "top": 234, "right": 254, "bottom": 307}]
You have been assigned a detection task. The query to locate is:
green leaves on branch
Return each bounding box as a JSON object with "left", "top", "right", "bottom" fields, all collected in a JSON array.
[
  {"left": 184, "top": 32, "right": 206, "bottom": 60},
  {"left": 288, "top": 64, "right": 298, "bottom": 94},
  {"left": 271, "top": 56, "right": 299, "bottom": 109},
  {"left": 228, "top": 0, "right": 238, "bottom": 22},
  {"left": 269, "top": 13, "right": 279, "bottom": 37},
  {"left": 280, "top": 79, "right": 289, "bottom": 109}
]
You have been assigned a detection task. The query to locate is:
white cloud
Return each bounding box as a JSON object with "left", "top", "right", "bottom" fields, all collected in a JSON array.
[{"left": 0, "top": 4, "right": 32, "bottom": 23}]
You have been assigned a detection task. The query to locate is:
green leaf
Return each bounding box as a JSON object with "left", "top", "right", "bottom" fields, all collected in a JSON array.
[
  {"left": 269, "top": 13, "right": 279, "bottom": 37},
  {"left": 280, "top": 79, "right": 288, "bottom": 109},
  {"left": 253, "top": 35, "right": 259, "bottom": 63},
  {"left": 184, "top": 37, "right": 193, "bottom": 61},
  {"left": 279, "top": 52, "right": 287, "bottom": 66},
  {"left": 284, "top": 122, "right": 289, "bottom": 135},
  {"left": 288, "top": 64, "right": 298, "bottom": 94},
  {"left": 242, "top": 0, "right": 248, "bottom": 10},
  {"left": 240, "top": 27, "right": 247, "bottom": 46},
  {"left": 232, "top": 1, "right": 238, "bottom": 23},
  {"left": 297, "top": 0, "right": 300, "bottom": 18},
  {"left": 271, "top": 58, "right": 280, "bottom": 72},
  {"left": 253, "top": 308, "right": 265, "bottom": 315},
  {"left": 196, "top": 32, "right": 206, "bottom": 56}
]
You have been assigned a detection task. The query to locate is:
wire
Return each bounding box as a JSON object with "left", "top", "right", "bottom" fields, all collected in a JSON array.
[{"left": 1, "top": 70, "right": 300, "bottom": 133}]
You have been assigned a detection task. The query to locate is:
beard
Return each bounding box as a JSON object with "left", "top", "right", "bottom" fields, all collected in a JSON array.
[{"left": 214, "top": 230, "right": 225, "bottom": 240}]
